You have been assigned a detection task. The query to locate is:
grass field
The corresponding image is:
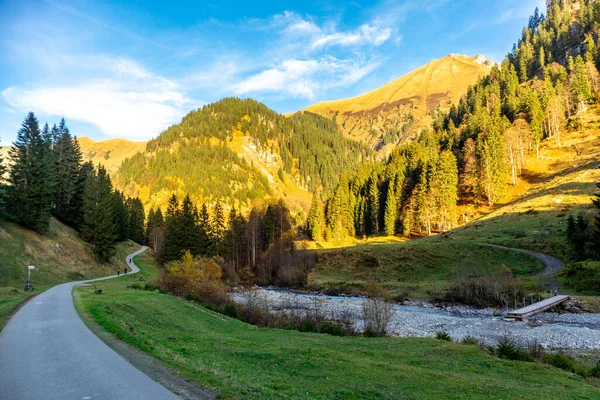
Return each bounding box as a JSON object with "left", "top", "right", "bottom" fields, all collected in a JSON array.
[
  {"left": 310, "top": 241, "right": 545, "bottom": 298},
  {"left": 0, "top": 218, "right": 135, "bottom": 329},
  {"left": 75, "top": 254, "right": 600, "bottom": 399}
]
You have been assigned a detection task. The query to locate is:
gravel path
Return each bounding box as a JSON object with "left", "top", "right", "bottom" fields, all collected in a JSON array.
[{"left": 231, "top": 289, "right": 600, "bottom": 350}]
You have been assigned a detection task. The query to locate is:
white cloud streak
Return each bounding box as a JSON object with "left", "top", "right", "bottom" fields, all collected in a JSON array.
[{"left": 2, "top": 59, "right": 190, "bottom": 140}]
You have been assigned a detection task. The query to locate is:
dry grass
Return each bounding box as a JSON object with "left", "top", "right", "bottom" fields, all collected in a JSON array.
[
  {"left": 303, "top": 54, "right": 492, "bottom": 151},
  {"left": 78, "top": 136, "right": 147, "bottom": 174}
]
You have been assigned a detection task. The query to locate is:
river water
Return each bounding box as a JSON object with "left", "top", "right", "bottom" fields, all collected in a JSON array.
[{"left": 230, "top": 288, "right": 600, "bottom": 350}]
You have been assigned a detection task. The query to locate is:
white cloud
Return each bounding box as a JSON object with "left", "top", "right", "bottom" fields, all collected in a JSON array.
[
  {"left": 2, "top": 59, "right": 190, "bottom": 139},
  {"left": 311, "top": 24, "right": 392, "bottom": 49},
  {"left": 233, "top": 57, "right": 383, "bottom": 99}
]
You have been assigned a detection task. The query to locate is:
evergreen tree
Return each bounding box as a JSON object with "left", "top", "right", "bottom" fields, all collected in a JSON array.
[
  {"left": 383, "top": 180, "right": 397, "bottom": 236},
  {"left": 72, "top": 161, "right": 93, "bottom": 229},
  {"left": 180, "top": 195, "right": 200, "bottom": 255},
  {"left": 81, "top": 165, "right": 118, "bottom": 261},
  {"left": 163, "top": 194, "right": 184, "bottom": 262},
  {"left": 572, "top": 55, "right": 592, "bottom": 110},
  {"left": 8, "top": 112, "right": 57, "bottom": 232},
  {"left": 307, "top": 192, "right": 325, "bottom": 241},
  {"left": 112, "top": 190, "right": 128, "bottom": 242},
  {"left": 53, "top": 120, "right": 84, "bottom": 226},
  {"left": 126, "top": 197, "right": 146, "bottom": 244},
  {"left": 197, "top": 203, "right": 212, "bottom": 255},
  {"left": 212, "top": 201, "right": 226, "bottom": 256},
  {"left": 366, "top": 172, "right": 379, "bottom": 236}
]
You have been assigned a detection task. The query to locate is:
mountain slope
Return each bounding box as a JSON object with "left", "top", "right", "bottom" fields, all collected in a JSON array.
[
  {"left": 303, "top": 54, "right": 493, "bottom": 152},
  {"left": 78, "top": 137, "right": 147, "bottom": 174},
  {"left": 115, "top": 98, "right": 370, "bottom": 211}
]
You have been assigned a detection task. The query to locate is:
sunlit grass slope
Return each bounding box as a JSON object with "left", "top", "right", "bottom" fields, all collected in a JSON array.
[{"left": 76, "top": 254, "right": 600, "bottom": 399}]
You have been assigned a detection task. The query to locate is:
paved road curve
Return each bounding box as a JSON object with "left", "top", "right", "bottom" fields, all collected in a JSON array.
[
  {"left": 0, "top": 246, "right": 180, "bottom": 400},
  {"left": 484, "top": 243, "right": 564, "bottom": 290}
]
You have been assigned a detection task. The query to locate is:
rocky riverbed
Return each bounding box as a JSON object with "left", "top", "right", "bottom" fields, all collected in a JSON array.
[{"left": 230, "top": 288, "right": 600, "bottom": 350}]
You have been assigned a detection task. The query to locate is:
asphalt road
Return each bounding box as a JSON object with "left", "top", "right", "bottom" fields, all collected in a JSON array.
[
  {"left": 484, "top": 243, "right": 565, "bottom": 290},
  {"left": 0, "top": 246, "right": 180, "bottom": 400}
]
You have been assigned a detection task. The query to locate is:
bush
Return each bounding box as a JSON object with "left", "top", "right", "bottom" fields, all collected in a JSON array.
[
  {"left": 160, "top": 251, "right": 229, "bottom": 307},
  {"left": 461, "top": 336, "right": 479, "bottom": 345},
  {"left": 543, "top": 353, "right": 576, "bottom": 373},
  {"left": 436, "top": 275, "right": 523, "bottom": 308},
  {"left": 496, "top": 337, "right": 534, "bottom": 362},
  {"left": 435, "top": 331, "right": 452, "bottom": 342},
  {"left": 590, "top": 362, "right": 600, "bottom": 378},
  {"left": 362, "top": 282, "right": 394, "bottom": 337},
  {"left": 127, "top": 283, "right": 142, "bottom": 290},
  {"left": 320, "top": 321, "right": 345, "bottom": 337},
  {"left": 224, "top": 302, "right": 239, "bottom": 318},
  {"left": 363, "top": 327, "right": 378, "bottom": 338}
]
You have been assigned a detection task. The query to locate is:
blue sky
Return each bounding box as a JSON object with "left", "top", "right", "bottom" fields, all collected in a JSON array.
[{"left": 0, "top": 0, "right": 545, "bottom": 143}]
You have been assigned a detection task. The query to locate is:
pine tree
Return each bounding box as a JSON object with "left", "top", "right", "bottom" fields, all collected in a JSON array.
[
  {"left": 197, "top": 203, "right": 212, "bottom": 256},
  {"left": 383, "top": 180, "right": 397, "bottom": 236},
  {"left": 307, "top": 191, "right": 325, "bottom": 241},
  {"left": 366, "top": 172, "right": 379, "bottom": 236},
  {"left": 212, "top": 201, "right": 225, "bottom": 256},
  {"left": 163, "top": 194, "right": 184, "bottom": 262},
  {"left": 126, "top": 197, "right": 146, "bottom": 244},
  {"left": 53, "top": 120, "right": 83, "bottom": 226},
  {"left": 8, "top": 112, "right": 57, "bottom": 232},
  {"left": 180, "top": 195, "right": 200, "bottom": 255},
  {"left": 112, "top": 190, "right": 128, "bottom": 242},
  {"left": 572, "top": 55, "right": 592, "bottom": 111},
  {"left": 72, "top": 161, "right": 93, "bottom": 229},
  {"left": 81, "top": 165, "right": 118, "bottom": 261}
]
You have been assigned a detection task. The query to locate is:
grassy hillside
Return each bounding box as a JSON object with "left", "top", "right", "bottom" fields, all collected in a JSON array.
[
  {"left": 78, "top": 137, "right": 147, "bottom": 175},
  {"left": 303, "top": 54, "right": 492, "bottom": 152},
  {"left": 0, "top": 218, "right": 135, "bottom": 328},
  {"left": 310, "top": 241, "right": 544, "bottom": 298},
  {"left": 75, "top": 254, "right": 600, "bottom": 399}
]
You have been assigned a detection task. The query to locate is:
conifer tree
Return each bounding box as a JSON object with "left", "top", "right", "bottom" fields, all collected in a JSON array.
[
  {"left": 197, "top": 203, "right": 212, "bottom": 255},
  {"left": 307, "top": 191, "right": 325, "bottom": 241},
  {"left": 572, "top": 55, "right": 592, "bottom": 110},
  {"left": 53, "top": 120, "right": 83, "bottom": 226},
  {"left": 366, "top": 172, "right": 379, "bottom": 236},
  {"left": 180, "top": 195, "right": 200, "bottom": 255},
  {"left": 163, "top": 194, "right": 184, "bottom": 262},
  {"left": 81, "top": 165, "right": 117, "bottom": 261},
  {"left": 126, "top": 197, "right": 146, "bottom": 244},
  {"left": 8, "top": 112, "right": 57, "bottom": 232},
  {"left": 112, "top": 190, "right": 128, "bottom": 242},
  {"left": 383, "top": 180, "right": 397, "bottom": 236},
  {"left": 212, "top": 201, "right": 226, "bottom": 256}
]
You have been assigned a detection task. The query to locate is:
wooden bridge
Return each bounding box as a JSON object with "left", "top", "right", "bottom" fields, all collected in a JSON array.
[{"left": 505, "top": 295, "right": 570, "bottom": 322}]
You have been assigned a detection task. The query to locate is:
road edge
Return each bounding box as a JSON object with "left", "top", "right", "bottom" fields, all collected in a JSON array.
[{"left": 73, "top": 249, "right": 215, "bottom": 400}]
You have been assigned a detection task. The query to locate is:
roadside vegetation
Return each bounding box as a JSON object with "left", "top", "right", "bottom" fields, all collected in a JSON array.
[{"left": 76, "top": 254, "right": 600, "bottom": 399}]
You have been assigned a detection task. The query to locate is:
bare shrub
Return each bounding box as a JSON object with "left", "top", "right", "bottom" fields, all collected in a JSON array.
[
  {"left": 362, "top": 281, "right": 394, "bottom": 337},
  {"left": 435, "top": 270, "right": 524, "bottom": 308}
]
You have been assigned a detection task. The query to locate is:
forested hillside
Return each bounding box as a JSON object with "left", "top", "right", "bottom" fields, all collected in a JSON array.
[
  {"left": 115, "top": 98, "right": 370, "bottom": 211},
  {"left": 309, "top": 0, "right": 600, "bottom": 243}
]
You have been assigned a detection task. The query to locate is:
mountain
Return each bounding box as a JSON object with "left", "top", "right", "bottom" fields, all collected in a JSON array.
[
  {"left": 302, "top": 54, "right": 493, "bottom": 153},
  {"left": 78, "top": 137, "right": 147, "bottom": 174},
  {"left": 114, "top": 98, "right": 371, "bottom": 211}
]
